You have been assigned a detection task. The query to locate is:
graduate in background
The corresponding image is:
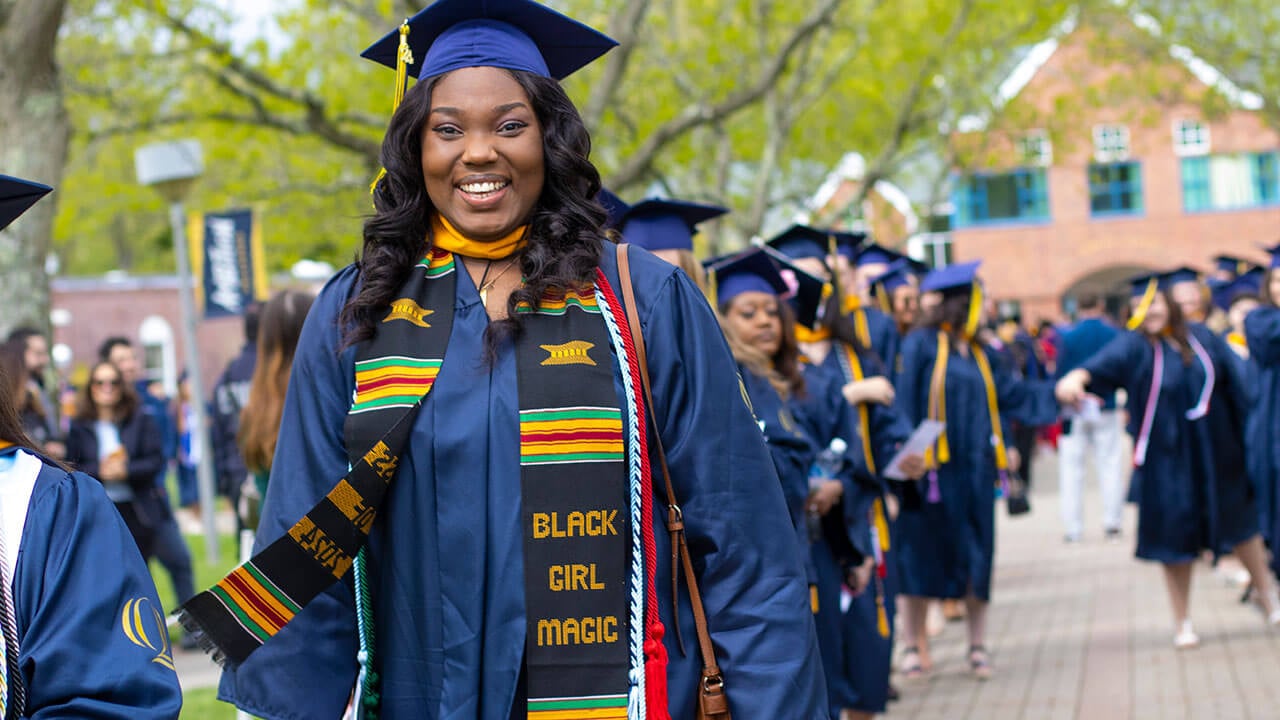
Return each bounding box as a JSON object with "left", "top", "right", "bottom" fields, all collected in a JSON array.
[
  {"left": 1059, "top": 271, "right": 1280, "bottom": 649},
  {"left": 198, "top": 3, "right": 826, "bottom": 717},
  {"left": 829, "top": 235, "right": 902, "bottom": 371},
  {"left": 1165, "top": 266, "right": 1211, "bottom": 325},
  {"left": 895, "top": 261, "right": 1060, "bottom": 680},
  {"left": 612, "top": 196, "right": 726, "bottom": 288},
  {"left": 0, "top": 175, "right": 182, "bottom": 718},
  {"left": 1244, "top": 247, "right": 1280, "bottom": 581},
  {"left": 868, "top": 259, "right": 923, "bottom": 335}
]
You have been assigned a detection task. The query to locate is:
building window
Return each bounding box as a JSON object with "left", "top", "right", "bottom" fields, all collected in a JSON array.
[
  {"left": 1093, "top": 124, "right": 1130, "bottom": 162},
  {"left": 1173, "top": 119, "right": 1210, "bottom": 157},
  {"left": 907, "top": 232, "right": 953, "bottom": 269},
  {"left": 953, "top": 169, "right": 1050, "bottom": 227},
  {"left": 1088, "top": 162, "right": 1144, "bottom": 216},
  {"left": 138, "top": 315, "right": 176, "bottom": 397},
  {"left": 1181, "top": 152, "right": 1280, "bottom": 212},
  {"left": 1020, "top": 131, "right": 1052, "bottom": 166}
]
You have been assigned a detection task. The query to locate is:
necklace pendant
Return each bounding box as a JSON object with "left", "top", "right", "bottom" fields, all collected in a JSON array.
[{"left": 480, "top": 286, "right": 489, "bottom": 307}]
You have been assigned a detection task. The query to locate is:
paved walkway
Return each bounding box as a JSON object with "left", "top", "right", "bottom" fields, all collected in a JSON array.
[
  {"left": 891, "top": 452, "right": 1280, "bottom": 720},
  {"left": 175, "top": 452, "right": 1280, "bottom": 719}
]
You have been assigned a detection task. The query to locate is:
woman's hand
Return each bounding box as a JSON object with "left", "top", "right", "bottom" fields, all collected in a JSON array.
[
  {"left": 808, "top": 480, "right": 844, "bottom": 516},
  {"left": 897, "top": 454, "right": 927, "bottom": 481},
  {"left": 842, "top": 377, "right": 896, "bottom": 407},
  {"left": 847, "top": 556, "right": 875, "bottom": 596},
  {"left": 1055, "top": 369, "right": 1089, "bottom": 406},
  {"left": 885, "top": 493, "right": 900, "bottom": 522},
  {"left": 99, "top": 452, "right": 127, "bottom": 482}
]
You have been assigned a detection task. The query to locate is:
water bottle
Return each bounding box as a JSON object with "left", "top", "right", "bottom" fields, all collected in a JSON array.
[{"left": 808, "top": 438, "right": 848, "bottom": 540}]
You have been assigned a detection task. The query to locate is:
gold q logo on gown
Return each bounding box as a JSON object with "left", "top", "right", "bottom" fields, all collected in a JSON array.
[{"left": 121, "top": 597, "right": 175, "bottom": 670}]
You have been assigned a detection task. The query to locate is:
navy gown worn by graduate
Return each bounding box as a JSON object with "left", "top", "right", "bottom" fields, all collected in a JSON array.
[
  {"left": 1085, "top": 317, "right": 1257, "bottom": 563},
  {"left": 893, "top": 263, "right": 1058, "bottom": 602},
  {"left": 218, "top": 245, "right": 826, "bottom": 720},
  {"left": 791, "top": 363, "right": 898, "bottom": 718},
  {"left": 1246, "top": 305, "right": 1280, "bottom": 566},
  {"left": 0, "top": 447, "right": 182, "bottom": 718}
]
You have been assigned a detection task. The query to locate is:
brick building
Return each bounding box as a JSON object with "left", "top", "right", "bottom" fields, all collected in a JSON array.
[{"left": 945, "top": 15, "right": 1280, "bottom": 322}]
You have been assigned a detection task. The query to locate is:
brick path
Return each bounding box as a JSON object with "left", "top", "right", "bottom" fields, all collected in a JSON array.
[{"left": 890, "top": 453, "right": 1280, "bottom": 720}]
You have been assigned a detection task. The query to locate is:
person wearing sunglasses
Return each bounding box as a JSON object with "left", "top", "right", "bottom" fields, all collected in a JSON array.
[{"left": 64, "top": 361, "right": 166, "bottom": 558}]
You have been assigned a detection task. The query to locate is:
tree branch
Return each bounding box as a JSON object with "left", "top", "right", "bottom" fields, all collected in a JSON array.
[
  {"left": 604, "top": 0, "right": 845, "bottom": 191},
  {"left": 582, "top": 0, "right": 653, "bottom": 131}
]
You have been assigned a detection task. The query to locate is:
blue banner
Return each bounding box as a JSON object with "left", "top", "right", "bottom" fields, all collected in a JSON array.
[{"left": 191, "top": 209, "right": 266, "bottom": 319}]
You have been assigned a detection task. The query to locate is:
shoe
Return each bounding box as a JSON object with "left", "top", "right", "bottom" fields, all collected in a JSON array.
[
  {"left": 886, "top": 684, "right": 900, "bottom": 702},
  {"left": 1103, "top": 528, "right": 1121, "bottom": 543},
  {"left": 968, "top": 645, "right": 993, "bottom": 680},
  {"left": 1174, "top": 621, "right": 1200, "bottom": 650}
]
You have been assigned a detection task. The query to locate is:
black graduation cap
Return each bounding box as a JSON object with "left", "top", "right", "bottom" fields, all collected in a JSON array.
[
  {"left": 0, "top": 175, "right": 52, "bottom": 231},
  {"left": 1262, "top": 243, "right": 1280, "bottom": 271},
  {"left": 1127, "top": 271, "right": 1161, "bottom": 299},
  {"left": 856, "top": 242, "right": 906, "bottom": 269},
  {"left": 361, "top": 0, "right": 618, "bottom": 81},
  {"left": 1213, "top": 254, "right": 1258, "bottom": 279},
  {"left": 761, "top": 246, "right": 825, "bottom": 329},
  {"left": 619, "top": 198, "right": 727, "bottom": 252}
]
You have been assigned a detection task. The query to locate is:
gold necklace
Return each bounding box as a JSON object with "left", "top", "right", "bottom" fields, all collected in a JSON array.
[{"left": 476, "top": 256, "right": 520, "bottom": 307}]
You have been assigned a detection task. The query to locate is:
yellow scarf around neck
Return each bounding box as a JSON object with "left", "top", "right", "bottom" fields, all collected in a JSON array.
[{"left": 431, "top": 214, "right": 528, "bottom": 260}]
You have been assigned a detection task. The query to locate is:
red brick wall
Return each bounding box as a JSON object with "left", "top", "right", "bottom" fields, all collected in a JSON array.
[{"left": 950, "top": 23, "right": 1280, "bottom": 324}]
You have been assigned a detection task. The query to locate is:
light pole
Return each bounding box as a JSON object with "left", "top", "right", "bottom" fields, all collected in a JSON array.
[{"left": 135, "top": 140, "right": 220, "bottom": 565}]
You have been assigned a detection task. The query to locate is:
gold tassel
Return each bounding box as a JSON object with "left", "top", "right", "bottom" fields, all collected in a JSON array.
[
  {"left": 965, "top": 282, "right": 983, "bottom": 339},
  {"left": 873, "top": 498, "right": 891, "bottom": 552},
  {"left": 370, "top": 20, "right": 415, "bottom": 197},
  {"left": 876, "top": 593, "right": 890, "bottom": 638},
  {"left": 1127, "top": 278, "right": 1158, "bottom": 330}
]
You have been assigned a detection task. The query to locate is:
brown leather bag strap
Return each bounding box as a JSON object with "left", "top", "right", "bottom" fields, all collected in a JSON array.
[{"left": 614, "top": 244, "right": 727, "bottom": 699}]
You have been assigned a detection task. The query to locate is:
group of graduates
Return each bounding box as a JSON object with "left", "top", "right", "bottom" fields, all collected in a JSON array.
[
  {"left": 604, "top": 191, "right": 1067, "bottom": 717},
  {"left": 1057, "top": 250, "right": 1280, "bottom": 650}
]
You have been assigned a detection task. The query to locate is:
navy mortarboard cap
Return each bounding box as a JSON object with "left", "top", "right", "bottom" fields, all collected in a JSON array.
[
  {"left": 870, "top": 260, "right": 915, "bottom": 295},
  {"left": 1160, "top": 266, "right": 1202, "bottom": 287},
  {"left": 766, "top": 225, "right": 830, "bottom": 261},
  {"left": 830, "top": 230, "right": 867, "bottom": 261},
  {"left": 761, "top": 247, "right": 824, "bottom": 329},
  {"left": 705, "top": 248, "right": 789, "bottom": 307},
  {"left": 856, "top": 242, "right": 905, "bottom": 268},
  {"left": 620, "top": 198, "right": 727, "bottom": 252},
  {"left": 1127, "top": 272, "right": 1161, "bottom": 298},
  {"left": 1213, "top": 255, "right": 1256, "bottom": 278},
  {"left": 1262, "top": 244, "right": 1280, "bottom": 270},
  {"left": 1211, "top": 274, "right": 1262, "bottom": 312},
  {"left": 920, "top": 260, "right": 982, "bottom": 295},
  {"left": 361, "top": 0, "right": 618, "bottom": 81},
  {"left": 597, "top": 188, "right": 629, "bottom": 230},
  {"left": 0, "top": 175, "right": 52, "bottom": 231}
]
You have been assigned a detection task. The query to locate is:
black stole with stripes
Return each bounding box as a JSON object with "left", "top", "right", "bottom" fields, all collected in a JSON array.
[{"left": 178, "top": 247, "right": 631, "bottom": 712}]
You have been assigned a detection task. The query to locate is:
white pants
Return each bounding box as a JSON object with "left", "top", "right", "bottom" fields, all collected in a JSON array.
[{"left": 1058, "top": 409, "right": 1126, "bottom": 537}]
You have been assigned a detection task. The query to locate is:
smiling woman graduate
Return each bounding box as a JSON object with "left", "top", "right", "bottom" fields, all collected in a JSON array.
[
  {"left": 178, "top": 2, "right": 825, "bottom": 719},
  {"left": 0, "top": 176, "right": 182, "bottom": 719}
]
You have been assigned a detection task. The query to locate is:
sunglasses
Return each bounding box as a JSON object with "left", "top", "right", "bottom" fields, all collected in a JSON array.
[{"left": 91, "top": 378, "right": 122, "bottom": 389}]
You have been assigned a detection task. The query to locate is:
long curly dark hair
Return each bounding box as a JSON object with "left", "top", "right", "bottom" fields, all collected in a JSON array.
[{"left": 340, "top": 69, "right": 608, "bottom": 349}]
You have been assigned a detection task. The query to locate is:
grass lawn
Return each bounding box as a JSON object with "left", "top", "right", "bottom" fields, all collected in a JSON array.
[{"left": 182, "top": 686, "right": 238, "bottom": 719}]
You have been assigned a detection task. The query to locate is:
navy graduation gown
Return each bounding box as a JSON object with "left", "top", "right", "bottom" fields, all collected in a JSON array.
[
  {"left": 5, "top": 451, "right": 183, "bottom": 718},
  {"left": 851, "top": 307, "right": 900, "bottom": 377},
  {"left": 1245, "top": 308, "right": 1280, "bottom": 567},
  {"left": 791, "top": 363, "right": 896, "bottom": 716},
  {"left": 1082, "top": 326, "right": 1257, "bottom": 563},
  {"left": 737, "top": 367, "right": 817, "bottom": 582},
  {"left": 893, "top": 329, "right": 1058, "bottom": 601},
  {"left": 219, "top": 244, "right": 826, "bottom": 719}
]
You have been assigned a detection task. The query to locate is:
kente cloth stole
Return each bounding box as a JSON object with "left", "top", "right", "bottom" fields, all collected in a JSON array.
[
  {"left": 178, "top": 247, "right": 649, "bottom": 717},
  {"left": 832, "top": 344, "right": 891, "bottom": 638}
]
